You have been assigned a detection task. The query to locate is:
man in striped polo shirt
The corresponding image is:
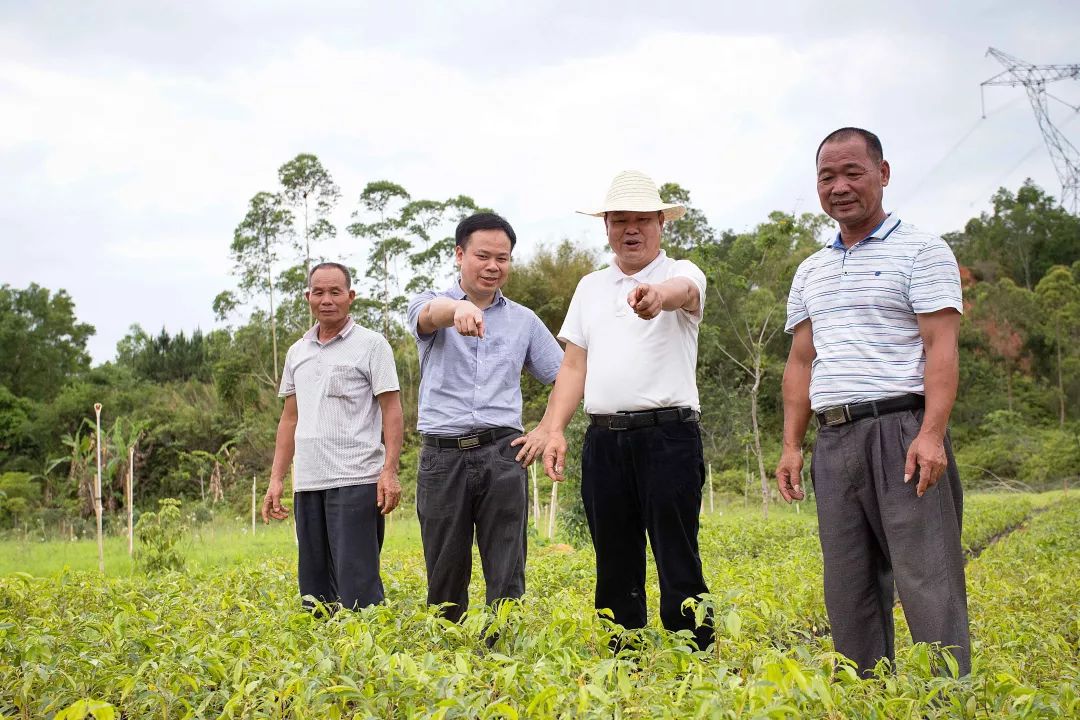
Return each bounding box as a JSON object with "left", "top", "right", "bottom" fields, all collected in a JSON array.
[
  {"left": 776, "top": 128, "right": 970, "bottom": 677},
  {"left": 262, "top": 262, "right": 404, "bottom": 611}
]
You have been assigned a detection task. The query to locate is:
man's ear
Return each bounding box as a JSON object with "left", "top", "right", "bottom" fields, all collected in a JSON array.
[{"left": 880, "top": 159, "right": 891, "bottom": 188}]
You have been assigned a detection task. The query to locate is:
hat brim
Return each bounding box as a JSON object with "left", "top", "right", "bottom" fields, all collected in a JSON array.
[{"left": 576, "top": 204, "right": 687, "bottom": 221}]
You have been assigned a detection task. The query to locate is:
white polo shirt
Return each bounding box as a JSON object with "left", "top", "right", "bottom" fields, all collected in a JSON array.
[
  {"left": 784, "top": 214, "right": 963, "bottom": 411},
  {"left": 559, "top": 250, "right": 706, "bottom": 414},
  {"left": 279, "top": 318, "right": 400, "bottom": 491}
]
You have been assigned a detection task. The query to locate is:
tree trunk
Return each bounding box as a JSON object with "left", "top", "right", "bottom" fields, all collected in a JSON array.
[
  {"left": 750, "top": 353, "right": 769, "bottom": 519},
  {"left": 1005, "top": 363, "right": 1013, "bottom": 412},
  {"left": 304, "top": 197, "right": 313, "bottom": 327},
  {"left": 1056, "top": 327, "right": 1065, "bottom": 427},
  {"left": 267, "top": 254, "right": 279, "bottom": 384},
  {"left": 382, "top": 254, "right": 391, "bottom": 339}
]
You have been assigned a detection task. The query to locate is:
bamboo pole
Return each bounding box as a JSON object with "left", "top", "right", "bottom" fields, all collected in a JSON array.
[
  {"left": 251, "top": 475, "right": 257, "bottom": 535},
  {"left": 708, "top": 463, "right": 714, "bottom": 513},
  {"left": 530, "top": 463, "right": 540, "bottom": 530},
  {"left": 127, "top": 445, "right": 134, "bottom": 556},
  {"left": 547, "top": 481, "right": 558, "bottom": 539},
  {"left": 93, "top": 403, "right": 104, "bottom": 574}
]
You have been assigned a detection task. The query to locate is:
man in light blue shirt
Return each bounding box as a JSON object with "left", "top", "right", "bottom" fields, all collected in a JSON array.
[{"left": 407, "top": 212, "right": 563, "bottom": 622}]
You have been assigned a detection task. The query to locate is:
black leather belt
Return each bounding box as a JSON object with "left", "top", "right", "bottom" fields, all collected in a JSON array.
[
  {"left": 588, "top": 407, "right": 700, "bottom": 431},
  {"left": 421, "top": 427, "right": 517, "bottom": 450},
  {"left": 816, "top": 394, "right": 924, "bottom": 428}
]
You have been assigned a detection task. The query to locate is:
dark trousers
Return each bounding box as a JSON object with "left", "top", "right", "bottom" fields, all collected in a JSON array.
[
  {"left": 416, "top": 430, "right": 528, "bottom": 622},
  {"left": 812, "top": 409, "right": 970, "bottom": 677},
  {"left": 581, "top": 421, "right": 713, "bottom": 649},
  {"left": 294, "top": 484, "right": 385, "bottom": 610}
]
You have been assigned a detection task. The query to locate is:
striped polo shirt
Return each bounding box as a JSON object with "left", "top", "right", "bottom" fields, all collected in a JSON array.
[
  {"left": 784, "top": 214, "right": 963, "bottom": 411},
  {"left": 279, "top": 318, "right": 400, "bottom": 491}
]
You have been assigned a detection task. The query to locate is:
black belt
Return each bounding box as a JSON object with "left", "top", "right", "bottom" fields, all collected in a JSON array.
[
  {"left": 588, "top": 407, "right": 700, "bottom": 431},
  {"left": 816, "top": 394, "right": 924, "bottom": 428},
  {"left": 421, "top": 427, "right": 517, "bottom": 450}
]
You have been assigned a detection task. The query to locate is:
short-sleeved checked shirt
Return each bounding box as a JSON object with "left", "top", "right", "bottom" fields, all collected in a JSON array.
[
  {"left": 279, "top": 318, "right": 400, "bottom": 491},
  {"left": 407, "top": 282, "right": 563, "bottom": 436},
  {"left": 784, "top": 214, "right": 963, "bottom": 411}
]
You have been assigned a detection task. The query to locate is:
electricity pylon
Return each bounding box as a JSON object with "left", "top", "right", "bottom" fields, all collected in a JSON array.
[{"left": 981, "top": 47, "right": 1080, "bottom": 212}]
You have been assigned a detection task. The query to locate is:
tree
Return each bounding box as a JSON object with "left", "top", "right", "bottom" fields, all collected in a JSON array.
[
  {"left": 963, "top": 279, "right": 1036, "bottom": 412},
  {"left": 230, "top": 192, "right": 293, "bottom": 384},
  {"left": 0, "top": 284, "right": 94, "bottom": 402},
  {"left": 949, "top": 180, "right": 1080, "bottom": 290},
  {"left": 701, "top": 212, "right": 826, "bottom": 518},
  {"left": 347, "top": 181, "right": 412, "bottom": 338},
  {"left": 1034, "top": 266, "right": 1080, "bottom": 426},
  {"left": 659, "top": 182, "right": 716, "bottom": 255},
  {"left": 278, "top": 154, "right": 341, "bottom": 325}
]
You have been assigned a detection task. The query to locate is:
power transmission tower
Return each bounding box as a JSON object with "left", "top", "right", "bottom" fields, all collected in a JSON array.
[{"left": 981, "top": 47, "right": 1080, "bottom": 212}]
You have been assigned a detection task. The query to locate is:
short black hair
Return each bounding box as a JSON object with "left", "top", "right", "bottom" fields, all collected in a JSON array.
[
  {"left": 307, "top": 262, "right": 352, "bottom": 289},
  {"left": 455, "top": 212, "right": 517, "bottom": 250},
  {"left": 816, "top": 127, "right": 884, "bottom": 165}
]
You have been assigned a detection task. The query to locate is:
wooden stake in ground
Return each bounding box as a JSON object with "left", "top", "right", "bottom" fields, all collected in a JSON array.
[
  {"left": 93, "top": 403, "right": 105, "bottom": 574},
  {"left": 708, "top": 463, "right": 714, "bottom": 513},
  {"left": 127, "top": 445, "right": 134, "bottom": 556},
  {"left": 547, "top": 481, "right": 559, "bottom": 539},
  {"left": 531, "top": 464, "right": 540, "bottom": 531},
  {"left": 251, "top": 474, "right": 257, "bottom": 536}
]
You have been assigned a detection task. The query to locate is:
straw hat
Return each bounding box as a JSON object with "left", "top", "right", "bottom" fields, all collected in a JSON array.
[{"left": 578, "top": 170, "right": 686, "bottom": 221}]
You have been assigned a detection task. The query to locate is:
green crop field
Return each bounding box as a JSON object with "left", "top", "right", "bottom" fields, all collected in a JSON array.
[{"left": 1, "top": 492, "right": 1077, "bottom": 719}]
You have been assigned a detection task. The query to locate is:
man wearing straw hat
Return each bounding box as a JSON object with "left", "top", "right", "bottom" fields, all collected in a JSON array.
[{"left": 529, "top": 170, "right": 713, "bottom": 650}]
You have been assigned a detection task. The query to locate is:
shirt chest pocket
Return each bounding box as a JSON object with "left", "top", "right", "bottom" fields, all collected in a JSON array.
[{"left": 325, "top": 364, "right": 368, "bottom": 400}]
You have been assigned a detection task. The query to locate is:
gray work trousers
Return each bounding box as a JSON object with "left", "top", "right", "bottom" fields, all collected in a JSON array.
[
  {"left": 812, "top": 408, "right": 971, "bottom": 677},
  {"left": 416, "top": 429, "right": 528, "bottom": 622}
]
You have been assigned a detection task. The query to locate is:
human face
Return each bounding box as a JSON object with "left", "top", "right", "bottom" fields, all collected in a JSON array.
[
  {"left": 816, "top": 136, "right": 890, "bottom": 237},
  {"left": 455, "top": 229, "right": 512, "bottom": 301},
  {"left": 305, "top": 267, "right": 355, "bottom": 327},
  {"left": 605, "top": 211, "right": 664, "bottom": 274}
]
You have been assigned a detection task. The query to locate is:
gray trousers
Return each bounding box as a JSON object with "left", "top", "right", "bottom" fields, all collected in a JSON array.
[
  {"left": 416, "top": 429, "right": 527, "bottom": 622},
  {"left": 812, "top": 408, "right": 970, "bottom": 677},
  {"left": 294, "top": 483, "right": 385, "bottom": 611}
]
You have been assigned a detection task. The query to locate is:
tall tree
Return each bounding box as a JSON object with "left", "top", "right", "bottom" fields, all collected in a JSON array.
[
  {"left": 659, "top": 182, "right": 716, "bottom": 255},
  {"left": 278, "top": 154, "right": 341, "bottom": 324},
  {"left": 230, "top": 192, "right": 293, "bottom": 384},
  {"left": 347, "top": 181, "right": 412, "bottom": 338},
  {"left": 701, "top": 212, "right": 826, "bottom": 517},
  {"left": 0, "top": 284, "right": 94, "bottom": 402},
  {"left": 1034, "top": 266, "right": 1080, "bottom": 426}
]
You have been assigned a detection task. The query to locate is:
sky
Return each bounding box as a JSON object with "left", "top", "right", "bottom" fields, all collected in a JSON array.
[{"left": 2, "top": 0, "right": 1079, "bottom": 363}]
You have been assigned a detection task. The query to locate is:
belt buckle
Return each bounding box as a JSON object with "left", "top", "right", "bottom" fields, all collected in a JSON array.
[
  {"left": 822, "top": 406, "right": 850, "bottom": 427},
  {"left": 609, "top": 415, "right": 633, "bottom": 431},
  {"left": 457, "top": 435, "right": 481, "bottom": 449}
]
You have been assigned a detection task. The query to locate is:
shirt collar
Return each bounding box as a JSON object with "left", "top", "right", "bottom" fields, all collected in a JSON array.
[
  {"left": 829, "top": 213, "right": 901, "bottom": 249},
  {"left": 606, "top": 249, "right": 668, "bottom": 281},
  {"left": 446, "top": 279, "right": 506, "bottom": 307},
  {"left": 303, "top": 317, "right": 356, "bottom": 343}
]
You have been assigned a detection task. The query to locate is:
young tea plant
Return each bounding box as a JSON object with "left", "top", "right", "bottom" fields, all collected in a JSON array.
[{"left": 134, "top": 498, "right": 187, "bottom": 573}]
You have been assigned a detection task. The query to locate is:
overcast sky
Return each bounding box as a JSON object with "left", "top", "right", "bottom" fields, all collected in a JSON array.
[{"left": 3, "top": 0, "right": 1079, "bottom": 363}]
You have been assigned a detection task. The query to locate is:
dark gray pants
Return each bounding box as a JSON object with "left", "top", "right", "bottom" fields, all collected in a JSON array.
[
  {"left": 812, "top": 408, "right": 970, "bottom": 677},
  {"left": 294, "top": 483, "right": 385, "bottom": 610},
  {"left": 416, "top": 430, "right": 527, "bottom": 622}
]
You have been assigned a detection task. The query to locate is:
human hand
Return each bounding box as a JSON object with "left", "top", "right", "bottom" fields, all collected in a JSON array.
[
  {"left": 453, "top": 301, "right": 485, "bottom": 338},
  {"left": 775, "top": 448, "right": 805, "bottom": 503},
  {"left": 627, "top": 284, "right": 664, "bottom": 320},
  {"left": 376, "top": 468, "right": 402, "bottom": 515},
  {"left": 261, "top": 478, "right": 290, "bottom": 523},
  {"left": 904, "top": 431, "right": 947, "bottom": 497},
  {"left": 510, "top": 426, "right": 548, "bottom": 467},
  {"left": 542, "top": 431, "right": 568, "bottom": 482}
]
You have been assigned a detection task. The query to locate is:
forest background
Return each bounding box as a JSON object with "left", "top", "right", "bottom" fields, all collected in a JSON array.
[{"left": 2, "top": 152, "right": 1079, "bottom": 542}]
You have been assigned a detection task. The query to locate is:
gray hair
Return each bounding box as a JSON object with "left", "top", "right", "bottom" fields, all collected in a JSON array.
[{"left": 307, "top": 262, "right": 352, "bottom": 289}]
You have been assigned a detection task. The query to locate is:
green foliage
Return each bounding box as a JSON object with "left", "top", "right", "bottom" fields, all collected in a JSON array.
[
  {"left": 1, "top": 495, "right": 1076, "bottom": 717},
  {"left": 0, "top": 283, "right": 94, "bottom": 402},
  {"left": 134, "top": 498, "right": 187, "bottom": 573},
  {"left": 115, "top": 325, "right": 212, "bottom": 383}
]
